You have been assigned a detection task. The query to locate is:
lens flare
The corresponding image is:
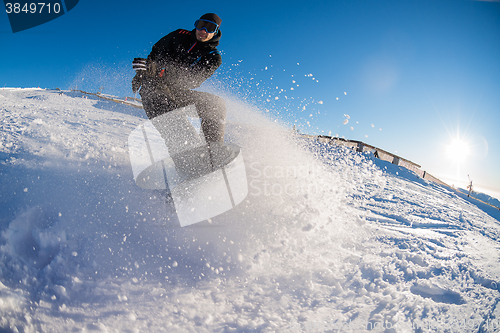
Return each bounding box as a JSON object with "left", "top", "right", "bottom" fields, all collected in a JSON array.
[{"left": 445, "top": 138, "right": 471, "bottom": 163}]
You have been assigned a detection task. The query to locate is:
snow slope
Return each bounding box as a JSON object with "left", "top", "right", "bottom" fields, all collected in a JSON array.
[{"left": 1, "top": 88, "right": 500, "bottom": 332}]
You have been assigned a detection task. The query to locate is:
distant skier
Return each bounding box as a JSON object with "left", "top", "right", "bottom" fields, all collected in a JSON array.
[{"left": 131, "top": 13, "right": 226, "bottom": 148}]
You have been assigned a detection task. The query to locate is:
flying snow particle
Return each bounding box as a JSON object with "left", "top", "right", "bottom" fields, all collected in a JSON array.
[
  {"left": 344, "top": 92, "right": 347, "bottom": 95},
  {"left": 371, "top": 124, "right": 375, "bottom": 128},
  {"left": 343, "top": 119, "right": 349, "bottom": 125},
  {"left": 344, "top": 114, "right": 350, "bottom": 119},
  {"left": 318, "top": 101, "right": 323, "bottom": 104},
  {"left": 350, "top": 127, "right": 354, "bottom": 130},
  {"left": 336, "top": 97, "right": 339, "bottom": 100}
]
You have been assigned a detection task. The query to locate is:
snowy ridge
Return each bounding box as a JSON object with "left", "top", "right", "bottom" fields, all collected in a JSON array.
[
  {"left": 458, "top": 189, "right": 500, "bottom": 210},
  {"left": 1, "top": 88, "right": 500, "bottom": 332}
]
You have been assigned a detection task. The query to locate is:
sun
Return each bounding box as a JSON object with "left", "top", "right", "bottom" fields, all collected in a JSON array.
[{"left": 445, "top": 138, "right": 471, "bottom": 163}]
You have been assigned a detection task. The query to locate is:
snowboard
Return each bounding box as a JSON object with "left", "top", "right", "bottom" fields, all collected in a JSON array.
[{"left": 128, "top": 111, "right": 248, "bottom": 227}]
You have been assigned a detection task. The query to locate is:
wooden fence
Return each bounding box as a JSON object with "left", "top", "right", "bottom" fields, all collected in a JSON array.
[{"left": 305, "top": 134, "right": 451, "bottom": 188}]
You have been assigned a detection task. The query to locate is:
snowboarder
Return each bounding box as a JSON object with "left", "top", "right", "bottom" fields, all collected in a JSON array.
[{"left": 131, "top": 13, "right": 226, "bottom": 149}]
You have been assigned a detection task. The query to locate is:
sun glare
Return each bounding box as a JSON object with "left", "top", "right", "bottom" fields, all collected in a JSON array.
[{"left": 445, "top": 138, "right": 471, "bottom": 163}]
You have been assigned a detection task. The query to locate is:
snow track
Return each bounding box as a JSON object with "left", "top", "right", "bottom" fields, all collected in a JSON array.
[{"left": 1, "top": 88, "right": 500, "bottom": 332}]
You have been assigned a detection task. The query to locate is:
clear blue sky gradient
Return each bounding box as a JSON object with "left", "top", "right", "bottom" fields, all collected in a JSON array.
[{"left": 1, "top": 0, "right": 499, "bottom": 198}]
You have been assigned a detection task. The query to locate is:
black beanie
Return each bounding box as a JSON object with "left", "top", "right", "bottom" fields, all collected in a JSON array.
[{"left": 200, "top": 13, "right": 222, "bottom": 26}]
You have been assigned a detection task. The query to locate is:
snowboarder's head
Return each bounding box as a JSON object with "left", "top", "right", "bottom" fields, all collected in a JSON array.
[{"left": 194, "top": 13, "right": 221, "bottom": 42}]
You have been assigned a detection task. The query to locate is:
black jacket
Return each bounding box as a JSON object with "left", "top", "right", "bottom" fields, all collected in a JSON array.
[{"left": 145, "top": 29, "right": 222, "bottom": 91}]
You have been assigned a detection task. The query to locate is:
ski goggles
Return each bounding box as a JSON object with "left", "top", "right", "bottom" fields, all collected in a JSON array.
[{"left": 194, "top": 19, "right": 219, "bottom": 33}]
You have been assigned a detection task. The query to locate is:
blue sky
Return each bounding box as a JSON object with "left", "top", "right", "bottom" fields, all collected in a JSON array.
[{"left": 1, "top": 0, "right": 499, "bottom": 198}]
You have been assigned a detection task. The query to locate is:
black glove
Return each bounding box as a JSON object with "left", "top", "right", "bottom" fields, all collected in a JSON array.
[
  {"left": 133, "top": 58, "right": 147, "bottom": 71},
  {"left": 131, "top": 58, "right": 147, "bottom": 93}
]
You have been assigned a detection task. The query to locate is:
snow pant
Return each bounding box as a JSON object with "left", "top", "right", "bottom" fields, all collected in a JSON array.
[
  {"left": 140, "top": 86, "right": 226, "bottom": 148},
  {"left": 140, "top": 86, "right": 227, "bottom": 183}
]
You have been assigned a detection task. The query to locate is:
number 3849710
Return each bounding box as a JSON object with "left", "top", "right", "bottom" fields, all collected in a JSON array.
[{"left": 5, "top": 3, "right": 62, "bottom": 14}]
